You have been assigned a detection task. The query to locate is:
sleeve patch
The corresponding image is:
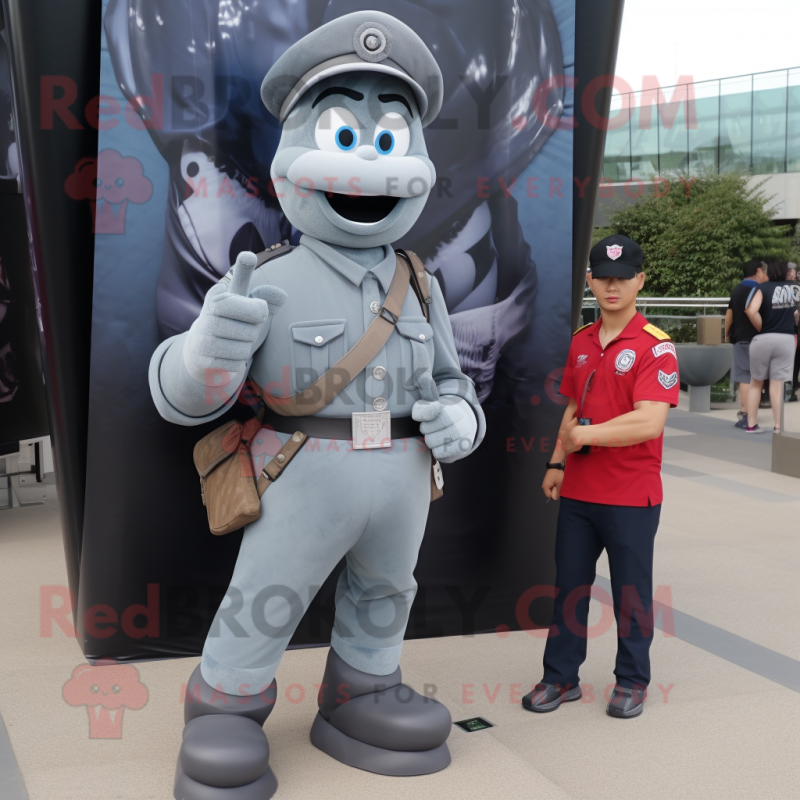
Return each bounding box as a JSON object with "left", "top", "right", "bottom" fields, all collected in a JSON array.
[
  {"left": 658, "top": 370, "right": 678, "bottom": 389},
  {"left": 652, "top": 342, "right": 677, "bottom": 358},
  {"left": 643, "top": 323, "right": 671, "bottom": 341}
]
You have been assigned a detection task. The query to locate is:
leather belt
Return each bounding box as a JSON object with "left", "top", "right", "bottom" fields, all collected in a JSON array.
[{"left": 259, "top": 408, "right": 421, "bottom": 440}]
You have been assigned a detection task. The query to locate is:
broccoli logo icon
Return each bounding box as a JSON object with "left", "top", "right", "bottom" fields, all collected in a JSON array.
[
  {"left": 64, "top": 149, "right": 153, "bottom": 234},
  {"left": 62, "top": 659, "right": 148, "bottom": 739}
]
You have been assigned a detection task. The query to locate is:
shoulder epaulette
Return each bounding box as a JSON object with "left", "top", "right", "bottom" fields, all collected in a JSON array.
[
  {"left": 573, "top": 322, "right": 593, "bottom": 336},
  {"left": 643, "top": 322, "right": 671, "bottom": 341},
  {"left": 219, "top": 241, "right": 293, "bottom": 286},
  {"left": 255, "top": 240, "right": 293, "bottom": 269}
]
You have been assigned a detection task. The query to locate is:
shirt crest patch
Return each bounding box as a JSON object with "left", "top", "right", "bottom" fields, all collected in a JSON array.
[
  {"left": 607, "top": 244, "right": 623, "bottom": 261},
  {"left": 615, "top": 349, "right": 636, "bottom": 374},
  {"left": 576, "top": 354, "right": 589, "bottom": 367},
  {"left": 658, "top": 370, "right": 678, "bottom": 390},
  {"left": 652, "top": 342, "right": 677, "bottom": 358}
]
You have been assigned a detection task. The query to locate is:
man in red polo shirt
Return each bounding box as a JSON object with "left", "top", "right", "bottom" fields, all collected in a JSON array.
[{"left": 522, "top": 234, "right": 679, "bottom": 719}]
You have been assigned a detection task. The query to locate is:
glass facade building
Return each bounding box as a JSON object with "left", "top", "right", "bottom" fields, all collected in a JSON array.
[{"left": 602, "top": 67, "right": 800, "bottom": 182}]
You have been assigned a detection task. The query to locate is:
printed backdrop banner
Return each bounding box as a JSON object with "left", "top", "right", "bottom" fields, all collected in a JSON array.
[
  {"left": 78, "top": 0, "right": 577, "bottom": 661},
  {"left": 0, "top": 34, "right": 48, "bottom": 447}
]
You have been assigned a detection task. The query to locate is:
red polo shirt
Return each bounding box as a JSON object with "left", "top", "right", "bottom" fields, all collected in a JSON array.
[{"left": 559, "top": 312, "right": 680, "bottom": 507}]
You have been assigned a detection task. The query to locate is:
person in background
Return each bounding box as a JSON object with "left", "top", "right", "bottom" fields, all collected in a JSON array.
[
  {"left": 744, "top": 261, "right": 800, "bottom": 433},
  {"left": 787, "top": 262, "right": 799, "bottom": 402},
  {"left": 760, "top": 263, "right": 797, "bottom": 407},
  {"left": 726, "top": 259, "right": 768, "bottom": 428}
]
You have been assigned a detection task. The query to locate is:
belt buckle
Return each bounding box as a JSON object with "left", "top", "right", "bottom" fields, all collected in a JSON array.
[{"left": 352, "top": 411, "right": 392, "bottom": 450}]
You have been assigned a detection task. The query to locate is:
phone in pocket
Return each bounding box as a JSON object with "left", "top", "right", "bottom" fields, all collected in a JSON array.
[{"left": 576, "top": 418, "right": 592, "bottom": 454}]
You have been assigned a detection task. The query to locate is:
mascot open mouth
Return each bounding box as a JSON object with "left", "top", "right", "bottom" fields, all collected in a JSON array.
[{"left": 323, "top": 192, "right": 400, "bottom": 223}]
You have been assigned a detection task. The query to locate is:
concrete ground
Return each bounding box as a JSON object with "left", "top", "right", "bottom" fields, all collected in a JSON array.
[
  {"left": 1, "top": 394, "right": 799, "bottom": 799},
  {"left": 701, "top": 386, "right": 800, "bottom": 434}
]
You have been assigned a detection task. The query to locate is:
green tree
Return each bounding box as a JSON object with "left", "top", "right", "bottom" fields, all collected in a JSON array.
[
  {"left": 791, "top": 223, "right": 800, "bottom": 264},
  {"left": 593, "top": 172, "right": 795, "bottom": 296}
]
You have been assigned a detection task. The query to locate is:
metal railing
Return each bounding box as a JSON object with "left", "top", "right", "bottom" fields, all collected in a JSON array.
[{"left": 583, "top": 296, "right": 729, "bottom": 314}]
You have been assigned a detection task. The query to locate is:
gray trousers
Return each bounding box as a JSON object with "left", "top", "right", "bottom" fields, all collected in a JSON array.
[{"left": 201, "top": 429, "right": 432, "bottom": 696}]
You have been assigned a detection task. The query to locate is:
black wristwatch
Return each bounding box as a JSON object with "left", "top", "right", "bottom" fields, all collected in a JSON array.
[{"left": 545, "top": 461, "right": 566, "bottom": 471}]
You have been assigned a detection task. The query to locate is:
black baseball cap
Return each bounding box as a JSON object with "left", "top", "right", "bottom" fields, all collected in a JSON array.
[{"left": 589, "top": 235, "right": 644, "bottom": 279}]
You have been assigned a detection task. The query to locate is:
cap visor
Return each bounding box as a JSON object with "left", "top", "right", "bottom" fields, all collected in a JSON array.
[
  {"left": 590, "top": 263, "right": 638, "bottom": 279},
  {"left": 278, "top": 54, "right": 429, "bottom": 125}
]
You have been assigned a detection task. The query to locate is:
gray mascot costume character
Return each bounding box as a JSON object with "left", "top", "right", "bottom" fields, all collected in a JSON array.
[{"left": 149, "top": 11, "right": 485, "bottom": 799}]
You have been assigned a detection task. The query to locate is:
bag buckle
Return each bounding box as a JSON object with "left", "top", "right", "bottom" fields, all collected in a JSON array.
[
  {"left": 380, "top": 307, "right": 398, "bottom": 326},
  {"left": 432, "top": 459, "right": 444, "bottom": 490}
]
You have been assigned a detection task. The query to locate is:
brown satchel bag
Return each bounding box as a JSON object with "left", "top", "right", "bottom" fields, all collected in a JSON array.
[
  {"left": 193, "top": 415, "right": 307, "bottom": 536},
  {"left": 193, "top": 247, "right": 445, "bottom": 535}
]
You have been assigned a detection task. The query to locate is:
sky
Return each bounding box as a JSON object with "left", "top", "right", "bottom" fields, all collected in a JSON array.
[{"left": 614, "top": 0, "right": 800, "bottom": 93}]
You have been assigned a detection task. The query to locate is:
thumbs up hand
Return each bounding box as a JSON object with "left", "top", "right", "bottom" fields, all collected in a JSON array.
[
  {"left": 183, "top": 251, "right": 288, "bottom": 385},
  {"left": 412, "top": 396, "right": 478, "bottom": 463}
]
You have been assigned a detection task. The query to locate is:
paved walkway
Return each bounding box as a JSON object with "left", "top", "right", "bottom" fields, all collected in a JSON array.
[{"left": 1, "top": 396, "right": 798, "bottom": 799}]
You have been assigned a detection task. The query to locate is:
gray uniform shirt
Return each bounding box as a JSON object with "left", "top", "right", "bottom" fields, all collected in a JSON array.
[{"left": 149, "top": 235, "right": 486, "bottom": 453}]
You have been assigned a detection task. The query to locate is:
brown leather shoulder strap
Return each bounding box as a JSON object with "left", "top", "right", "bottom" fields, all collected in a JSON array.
[
  {"left": 258, "top": 254, "right": 412, "bottom": 417},
  {"left": 256, "top": 431, "right": 307, "bottom": 496},
  {"left": 396, "top": 249, "right": 432, "bottom": 321}
]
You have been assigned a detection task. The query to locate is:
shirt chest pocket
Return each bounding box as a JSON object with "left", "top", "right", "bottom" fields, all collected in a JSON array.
[
  {"left": 290, "top": 320, "right": 347, "bottom": 393},
  {"left": 395, "top": 318, "right": 435, "bottom": 390}
]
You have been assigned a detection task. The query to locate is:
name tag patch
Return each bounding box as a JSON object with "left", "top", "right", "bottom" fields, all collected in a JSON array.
[
  {"left": 652, "top": 342, "right": 677, "bottom": 358},
  {"left": 658, "top": 370, "right": 678, "bottom": 390}
]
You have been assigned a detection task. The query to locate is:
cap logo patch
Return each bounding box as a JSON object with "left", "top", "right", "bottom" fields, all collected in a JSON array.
[
  {"left": 354, "top": 22, "right": 391, "bottom": 62},
  {"left": 658, "top": 370, "right": 678, "bottom": 390},
  {"left": 577, "top": 354, "right": 589, "bottom": 367},
  {"left": 615, "top": 349, "right": 636, "bottom": 374},
  {"left": 652, "top": 342, "right": 677, "bottom": 358},
  {"left": 607, "top": 244, "right": 623, "bottom": 261}
]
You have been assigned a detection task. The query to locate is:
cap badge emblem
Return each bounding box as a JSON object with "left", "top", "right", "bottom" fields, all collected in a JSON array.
[
  {"left": 354, "top": 23, "right": 391, "bottom": 62},
  {"left": 607, "top": 244, "right": 623, "bottom": 261},
  {"left": 615, "top": 349, "right": 636, "bottom": 374}
]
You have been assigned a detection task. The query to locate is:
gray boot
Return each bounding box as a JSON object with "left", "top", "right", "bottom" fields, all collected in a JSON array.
[
  {"left": 310, "top": 649, "right": 451, "bottom": 776},
  {"left": 174, "top": 664, "right": 278, "bottom": 800}
]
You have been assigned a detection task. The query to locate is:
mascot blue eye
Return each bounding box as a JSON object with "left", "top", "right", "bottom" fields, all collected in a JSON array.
[
  {"left": 372, "top": 113, "right": 410, "bottom": 157},
  {"left": 115, "top": 177, "right": 125, "bottom": 188},
  {"left": 336, "top": 126, "right": 357, "bottom": 151},
  {"left": 315, "top": 107, "right": 360, "bottom": 152},
  {"left": 376, "top": 131, "right": 395, "bottom": 155}
]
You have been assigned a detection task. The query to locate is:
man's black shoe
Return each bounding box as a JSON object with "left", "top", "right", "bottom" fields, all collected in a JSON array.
[
  {"left": 521, "top": 683, "right": 582, "bottom": 713},
  {"left": 606, "top": 685, "right": 646, "bottom": 718}
]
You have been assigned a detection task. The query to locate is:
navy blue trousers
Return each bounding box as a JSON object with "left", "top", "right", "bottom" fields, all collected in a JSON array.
[{"left": 542, "top": 497, "right": 661, "bottom": 690}]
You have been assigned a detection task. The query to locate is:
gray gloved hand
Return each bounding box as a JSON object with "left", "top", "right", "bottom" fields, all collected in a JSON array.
[
  {"left": 183, "top": 251, "right": 287, "bottom": 385},
  {"left": 412, "top": 396, "right": 478, "bottom": 463}
]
